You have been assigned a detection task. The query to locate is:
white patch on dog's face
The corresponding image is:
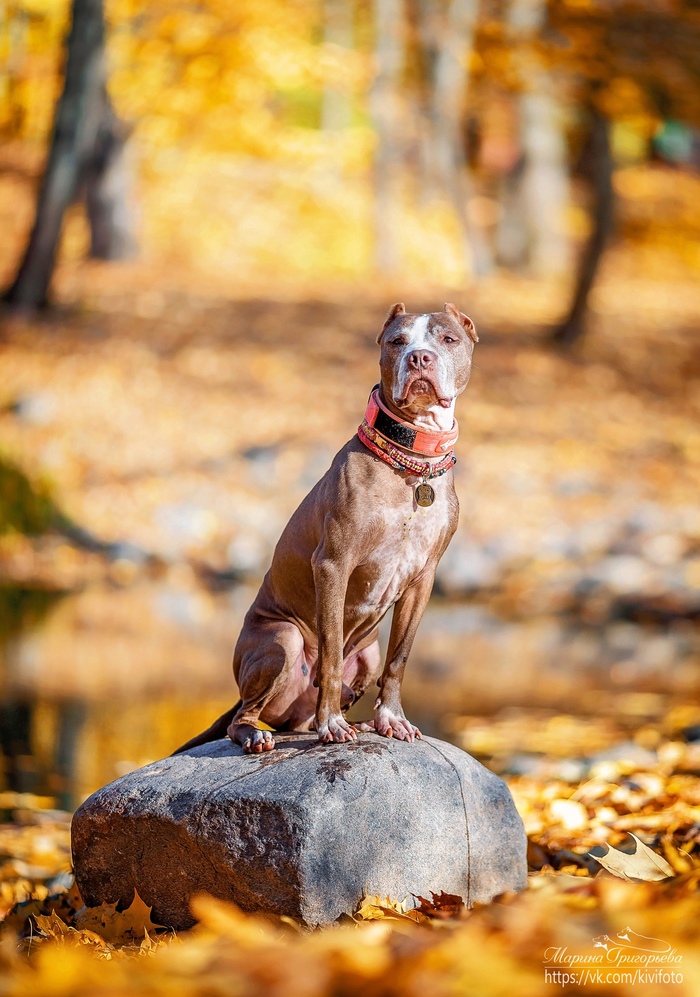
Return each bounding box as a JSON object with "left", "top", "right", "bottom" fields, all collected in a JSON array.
[
  {"left": 394, "top": 315, "right": 445, "bottom": 405},
  {"left": 403, "top": 314, "right": 430, "bottom": 348}
]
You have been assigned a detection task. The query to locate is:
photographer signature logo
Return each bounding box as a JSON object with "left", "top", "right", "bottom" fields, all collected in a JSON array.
[
  {"left": 544, "top": 927, "right": 683, "bottom": 987},
  {"left": 593, "top": 928, "right": 672, "bottom": 957}
]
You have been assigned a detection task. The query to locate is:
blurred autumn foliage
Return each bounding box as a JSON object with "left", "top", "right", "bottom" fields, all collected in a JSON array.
[
  {"left": 1, "top": 0, "right": 700, "bottom": 309},
  {"left": 3, "top": 727, "right": 700, "bottom": 995}
]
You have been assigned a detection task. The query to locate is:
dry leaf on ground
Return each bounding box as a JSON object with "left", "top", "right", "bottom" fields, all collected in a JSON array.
[{"left": 590, "top": 832, "right": 676, "bottom": 881}]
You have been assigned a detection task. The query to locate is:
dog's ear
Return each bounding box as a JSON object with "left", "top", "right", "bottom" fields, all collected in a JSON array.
[
  {"left": 377, "top": 302, "right": 406, "bottom": 342},
  {"left": 444, "top": 302, "right": 478, "bottom": 343}
]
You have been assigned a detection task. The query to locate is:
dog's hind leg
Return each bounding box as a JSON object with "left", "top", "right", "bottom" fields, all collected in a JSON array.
[{"left": 229, "top": 619, "right": 307, "bottom": 753}]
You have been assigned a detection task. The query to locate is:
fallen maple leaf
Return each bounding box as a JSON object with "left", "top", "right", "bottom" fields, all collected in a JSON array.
[
  {"left": 34, "top": 910, "right": 70, "bottom": 938},
  {"left": 589, "top": 833, "right": 675, "bottom": 881},
  {"left": 75, "top": 891, "right": 165, "bottom": 943},
  {"left": 414, "top": 891, "right": 465, "bottom": 918},
  {"left": 112, "top": 891, "right": 166, "bottom": 941},
  {"left": 2, "top": 898, "right": 45, "bottom": 935},
  {"left": 73, "top": 899, "right": 119, "bottom": 937},
  {"left": 355, "top": 895, "right": 418, "bottom": 921}
]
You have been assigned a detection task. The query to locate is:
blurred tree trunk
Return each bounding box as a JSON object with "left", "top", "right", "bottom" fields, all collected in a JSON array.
[
  {"left": 431, "top": 0, "right": 492, "bottom": 276},
  {"left": 502, "top": 0, "right": 570, "bottom": 275},
  {"left": 321, "top": 0, "right": 353, "bottom": 132},
  {"left": 414, "top": 0, "right": 439, "bottom": 199},
  {"left": 85, "top": 96, "right": 137, "bottom": 260},
  {"left": 3, "top": 0, "right": 136, "bottom": 310},
  {"left": 553, "top": 109, "right": 613, "bottom": 346},
  {"left": 519, "top": 91, "right": 570, "bottom": 273},
  {"left": 370, "top": 0, "right": 404, "bottom": 272},
  {"left": 5, "top": 9, "right": 30, "bottom": 137},
  {"left": 496, "top": 160, "right": 528, "bottom": 268}
]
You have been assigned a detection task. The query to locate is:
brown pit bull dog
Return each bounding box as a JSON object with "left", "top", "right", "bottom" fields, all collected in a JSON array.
[{"left": 174, "top": 302, "right": 477, "bottom": 754}]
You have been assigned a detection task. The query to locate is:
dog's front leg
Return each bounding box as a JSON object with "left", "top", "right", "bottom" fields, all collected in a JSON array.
[
  {"left": 313, "top": 554, "right": 357, "bottom": 744},
  {"left": 374, "top": 569, "right": 436, "bottom": 741}
]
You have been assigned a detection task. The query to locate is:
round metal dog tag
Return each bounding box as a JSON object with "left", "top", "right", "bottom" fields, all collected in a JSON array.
[{"left": 415, "top": 482, "right": 435, "bottom": 507}]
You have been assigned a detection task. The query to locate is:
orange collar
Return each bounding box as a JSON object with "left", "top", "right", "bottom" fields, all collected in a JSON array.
[{"left": 364, "top": 387, "right": 459, "bottom": 457}]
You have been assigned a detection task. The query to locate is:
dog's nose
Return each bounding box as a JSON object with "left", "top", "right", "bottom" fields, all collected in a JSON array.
[{"left": 407, "top": 349, "right": 437, "bottom": 370}]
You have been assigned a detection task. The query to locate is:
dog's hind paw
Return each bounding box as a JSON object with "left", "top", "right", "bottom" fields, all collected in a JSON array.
[{"left": 243, "top": 729, "right": 275, "bottom": 753}]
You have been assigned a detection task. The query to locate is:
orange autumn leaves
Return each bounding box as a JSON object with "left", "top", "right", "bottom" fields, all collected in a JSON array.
[{"left": 2, "top": 732, "right": 700, "bottom": 996}]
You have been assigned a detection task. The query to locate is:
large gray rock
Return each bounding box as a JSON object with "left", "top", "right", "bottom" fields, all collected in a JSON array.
[{"left": 72, "top": 733, "right": 527, "bottom": 927}]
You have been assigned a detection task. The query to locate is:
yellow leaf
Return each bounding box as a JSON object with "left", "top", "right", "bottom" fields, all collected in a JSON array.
[
  {"left": 73, "top": 900, "right": 120, "bottom": 937},
  {"left": 355, "top": 896, "right": 387, "bottom": 921},
  {"left": 111, "top": 890, "right": 165, "bottom": 941},
  {"left": 355, "top": 895, "right": 416, "bottom": 922},
  {"left": 74, "top": 890, "right": 164, "bottom": 944},
  {"left": 34, "top": 910, "right": 70, "bottom": 938},
  {"left": 590, "top": 833, "right": 675, "bottom": 881}
]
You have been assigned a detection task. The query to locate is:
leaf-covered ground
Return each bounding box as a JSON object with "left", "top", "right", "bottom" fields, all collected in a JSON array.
[{"left": 2, "top": 725, "right": 700, "bottom": 996}]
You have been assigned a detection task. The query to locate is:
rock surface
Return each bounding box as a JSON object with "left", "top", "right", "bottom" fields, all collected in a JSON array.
[{"left": 72, "top": 733, "right": 527, "bottom": 927}]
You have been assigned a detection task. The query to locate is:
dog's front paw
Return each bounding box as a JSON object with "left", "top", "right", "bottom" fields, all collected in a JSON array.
[
  {"left": 374, "top": 705, "right": 422, "bottom": 742},
  {"left": 315, "top": 714, "right": 357, "bottom": 744}
]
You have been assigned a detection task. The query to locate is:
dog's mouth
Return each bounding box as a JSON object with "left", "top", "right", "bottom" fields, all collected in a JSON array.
[
  {"left": 410, "top": 378, "right": 432, "bottom": 395},
  {"left": 395, "top": 374, "right": 452, "bottom": 409}
]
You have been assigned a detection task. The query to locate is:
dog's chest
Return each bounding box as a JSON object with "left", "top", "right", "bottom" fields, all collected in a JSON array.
[{"left": 350, "top": 495, "right": 448, "bottom": 615}]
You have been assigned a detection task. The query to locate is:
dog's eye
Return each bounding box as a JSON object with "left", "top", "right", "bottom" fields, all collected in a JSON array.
[
  {"left": 389, "top": 336, "right": 407, "bottom": 346},
  {"left": 444, "top": 336, "right": 456, "bottom": 344}
]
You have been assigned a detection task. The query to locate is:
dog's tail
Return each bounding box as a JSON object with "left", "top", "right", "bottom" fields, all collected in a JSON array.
[{"left": 171, "top": 700, "right": 242, "bottom": 755}]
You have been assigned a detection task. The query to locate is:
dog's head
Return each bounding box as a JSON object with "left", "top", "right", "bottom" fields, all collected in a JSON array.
[{"left": 376, "top": 303, "right": 477, "bottom": 430}]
